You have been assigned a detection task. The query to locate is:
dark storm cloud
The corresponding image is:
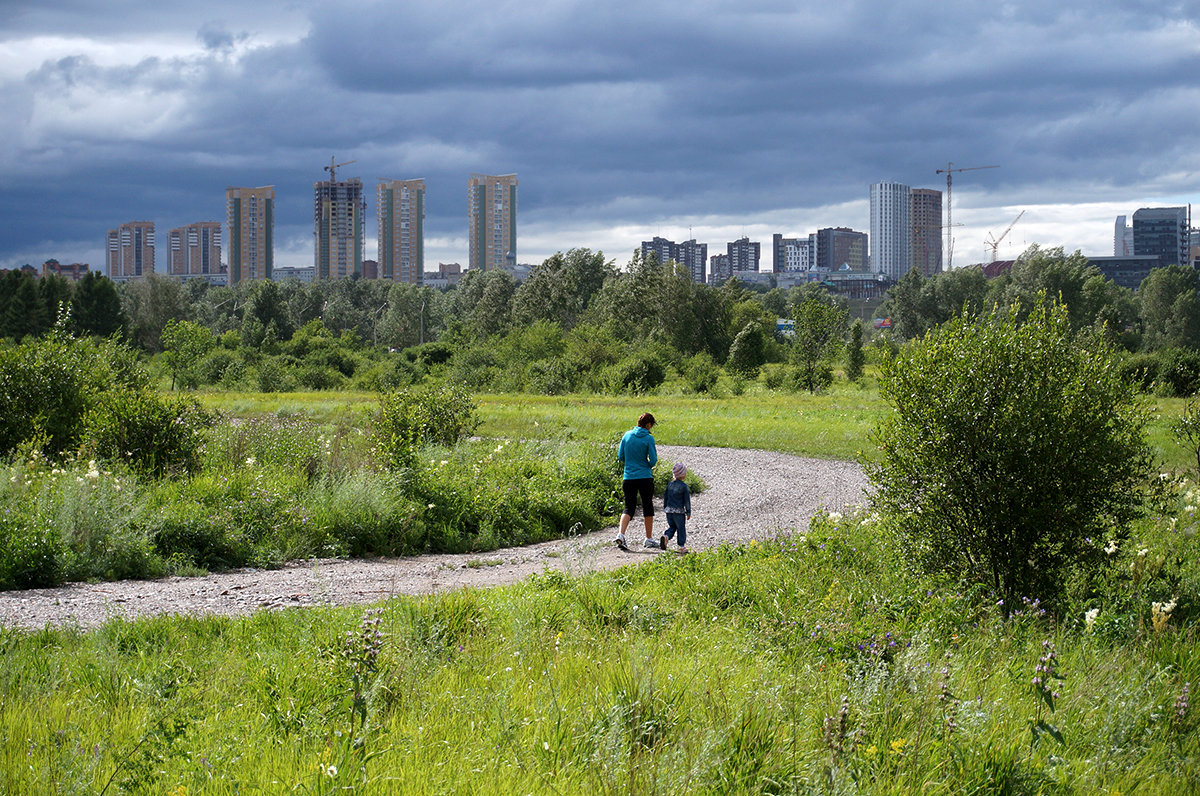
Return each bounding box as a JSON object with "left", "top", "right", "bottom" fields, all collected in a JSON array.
[{"left": 0, "top": 0, "right": 1198, "bottom": 268}]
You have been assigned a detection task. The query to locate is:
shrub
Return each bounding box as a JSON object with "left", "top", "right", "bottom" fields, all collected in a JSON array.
[
  {"left": 0, "top": 324, "right": 147, "bottom": 457},
  {"left": 1156, "top": 348, "right": 1200, "bottom": 397},
  {"left": 726, "top": 323, "right": 767, "bottom": 378},
  {"left": 1120, "top": 352, "right": 1160, "bottom": 392},
  {"left": 607, "top": 353, "right": 665, "bottom": 395},
  {"left": 0, "top": 509, "right": 60, "bottom": 590},
  {"left": 374, "top": 384, "right": 480, "bottom": 469},
  {"left": 684, "top": 352, "right": 720, "bottom": 394},
  {"left": 526, "top": 358, "right": 578, "bottom": 395},
  {"left": 82, "top": 390, "right": 214, "bottom": 477},
  {"left": 868, "top": 300, "right": 1154, "bottom": 611}
]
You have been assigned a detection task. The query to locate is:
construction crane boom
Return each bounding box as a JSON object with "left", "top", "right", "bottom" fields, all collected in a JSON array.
[
  {"left": 935, "top": 162, "right": 999, "bottom": 269},
  {"left": 324, "top": 156, "right": 357, "bottom": 184},
  {"left": 985, "top": 209, "right": 1025, "bottom": 262}
]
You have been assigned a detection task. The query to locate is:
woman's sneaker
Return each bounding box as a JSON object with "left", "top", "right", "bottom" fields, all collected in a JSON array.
[
  {"left": 642, "top": 537, "right": 659, "bottom": 549},
  {"left": 615, "top": 536, "right": 628, "bottom": 550}
]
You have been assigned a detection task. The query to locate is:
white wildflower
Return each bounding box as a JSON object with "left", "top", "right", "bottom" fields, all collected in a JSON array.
[
  {"left": 1084, "top": 608, "right": 1099, "bottom": 630},
  {"left": 1104, "top": 540, "right": 1119, "bottom": 555}
]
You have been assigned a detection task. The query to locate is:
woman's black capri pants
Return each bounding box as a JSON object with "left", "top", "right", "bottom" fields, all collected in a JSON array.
[{"left": 622, "top": 477, "right": 655, "bottom": 517}]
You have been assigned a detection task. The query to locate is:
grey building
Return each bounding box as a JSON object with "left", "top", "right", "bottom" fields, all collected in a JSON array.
[
  {"left": 1133, "top": 206, "right": 1190, "bottom": 267},
  {"left": 1088, "top": 255, "right": 1164, "bottom": 291},
  {"left": 640, "top": 236, "right": 707, "bottom": 282},
  {"left": 727, "top": 237, "right": 760, "bottom": 273}
]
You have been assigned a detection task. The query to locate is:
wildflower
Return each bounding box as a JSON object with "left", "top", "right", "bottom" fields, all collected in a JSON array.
[
  {"left": 1084, "top": 608, "right": 1099, "bottom": 631},
  {"left": 245, "top": 456, "right": 256, "bottom": 467},
  {"left": 889, "top": 737, "right": 907, "bottom": 755},
  {"left": 827, "top": 511, "right": 843, "bottom": 522},
  {"left": 1104, "top": 540, "right": 1119, "bottom": 555},
  {"left": 1151, "top": 599, "right": 1177, "bottom": 633},
  {"left": 1173, "top": 682, "right": 1190, "bottom": 728},
  {"left": 325, "top": 765, "right": 338, "bottom": 778},
  {"left": 427, "top": 503, "right": 435, "bottom": 509}
]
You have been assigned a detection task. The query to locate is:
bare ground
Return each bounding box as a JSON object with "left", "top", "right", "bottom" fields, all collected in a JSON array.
[{"left": 0, "top": 445, "right": 868, "bottom": 630}]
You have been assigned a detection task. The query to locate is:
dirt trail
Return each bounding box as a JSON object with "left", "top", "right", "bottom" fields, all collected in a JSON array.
[{"left": 0, "top": 445, "right": 868, "bottom": 630}]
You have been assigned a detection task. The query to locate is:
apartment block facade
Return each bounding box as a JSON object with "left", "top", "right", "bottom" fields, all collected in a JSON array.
[
  {"left": 870, "top": 181, "right": 911, "bottom": 280},
  {"left": 772, "top": 234, "right": 810, "bottom": 272},
  {"left": 640, "top": 236, "right": 707, "bottom": 282},
  {"left": 167, "top": 221, "right": 222, "bottom": 278},
  {"left": 226, "top": 186, "right": 274, "bottom": 283},
  {"left": 105, "top": 221, "right": 155, "bottom": 280},
  {"left": 727, "top": 237, "right": 761, "bottom": 273},
  {"left": 910, "top": 188, "right": 943, "bottom": 276},
  {"left": 468, "top": 173, "right": 517, "bottom": 271},
  {"left": 377, "top": 179, "right": 425, "bottom": 284},
  {"left": 314, "top": 178, "right": 366, "bottom": 279}
]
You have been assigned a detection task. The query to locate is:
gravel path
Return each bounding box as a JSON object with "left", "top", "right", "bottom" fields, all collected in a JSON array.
[{"left": 0, "top": 445, "right": 868, "bottom": 630}]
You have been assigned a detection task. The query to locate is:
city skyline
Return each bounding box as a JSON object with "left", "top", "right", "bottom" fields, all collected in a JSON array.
[{"left": 2, "top": 1, "right": 1198, "bottom": 272}]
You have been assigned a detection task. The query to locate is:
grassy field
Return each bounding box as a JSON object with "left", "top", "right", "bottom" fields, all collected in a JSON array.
[
  {"left": 2, "top": 513, "right": 1196, "bottom": 793},
  {"left": 197, "top": 387, "right": 1198, "bottom": 474},
  {"left": 1, "top": 385, "right": 1196, "bottom": 792}
]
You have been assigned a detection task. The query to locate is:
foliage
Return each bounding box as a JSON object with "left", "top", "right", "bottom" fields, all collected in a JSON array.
[
  {"left": 726, "top": 323, "right": 768, "bottom": 378},
  {"left": 868, "top": 299, "right": 1154, "bottom": 609},
  {"left": 791, "top": 297, "right": 849, "bottom": 392},
  {"left": 120, "top": 273, "right": 191, "bottom": 353},
  {"left": 1139, "top": 265, "right": 1200, "bottom": 351},
  {"left": 72, "top": 272, "right": 127, "bottom": 337},
  {"left": 845, "top": 318, "right": 865, "bottom": 381},
  {"left": 374, "top": 384, "right": 481, "bottom": 468},
  {"left": 0, "top": 320, "right": 148, "bottom": 457},
  {"left": 511, "top": 248, "right": 615, "bottom": 330},
  {"left": 82, "top": 389, "right": 214, "bottom": 478},
  {"left": 606, "top": 350, "right": 667, "bottom": 395},
  {"left": 161, "top": 319, "right": 217, "bottom": 390},
  {"left": 2, "top": 512, "right": 1198, "bottom": 793}
]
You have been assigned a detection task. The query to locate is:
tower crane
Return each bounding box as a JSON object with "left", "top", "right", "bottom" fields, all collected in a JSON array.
[
  {"left": 936, "top": 162, "right": 999, "bottom": 269},
  {"left": 324, "top": 156, "right": 357, "bottom": 183},
  {"left": 985, "top": 209, "right": 1025, "bottom": 262}
]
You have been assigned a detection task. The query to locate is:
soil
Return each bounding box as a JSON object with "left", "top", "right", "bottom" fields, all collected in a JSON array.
[{"left": 0, "top": 445, "right": 869, "bottom": 630}]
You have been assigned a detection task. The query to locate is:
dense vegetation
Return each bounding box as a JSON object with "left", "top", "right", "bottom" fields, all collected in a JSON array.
[
  {"left": 2, "top": 244, "right": 1200, "bottom": 791},
  {"left": 2, "top": 504, "right": 1195, "bottom": 792}
]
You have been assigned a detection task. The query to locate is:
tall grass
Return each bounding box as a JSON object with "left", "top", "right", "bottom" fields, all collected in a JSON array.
[{"left": 2, "top": 508, "right": 1196, "bottom": 792}]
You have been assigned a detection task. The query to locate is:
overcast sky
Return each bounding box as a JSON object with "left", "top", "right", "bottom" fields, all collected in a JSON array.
[{"left": 2, "top": 0, "right": 1198, "bottom": 274}]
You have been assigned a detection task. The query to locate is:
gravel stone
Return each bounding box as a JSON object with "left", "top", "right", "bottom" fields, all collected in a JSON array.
[{"left": 0, "top": 445, "right": 868, "bottom": 630}]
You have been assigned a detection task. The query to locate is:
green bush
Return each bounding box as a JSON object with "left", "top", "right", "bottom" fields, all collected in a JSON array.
[
  {"left": 1120, "top": 351, "right": 1160, "bottom": 392},
  {"left": 82, "top": 390, "right": 214, "bottom": 477},
  {"left": 374, "top": 384, "right": 480, "bottom": 469},
  {"left": 606, "top": 353, "right": 665, "bottom": 395},
  {"left": 684, "top": 352, "right": 720, "bottom": 394},
  {"left": 0, "top": 324, "right": 147, "bottom": 457},
  {"left": 526, "top": 358, "right": 578, "bottom": 395},
  {"left": 868, "top": 300, "right": 1154, "bottom": 611},
  {"left": 1156, "top": 348, "right": 1200, "bottom": 397},
  {"left": 0, "top": 509, "right": 60, "bottom": 590}
]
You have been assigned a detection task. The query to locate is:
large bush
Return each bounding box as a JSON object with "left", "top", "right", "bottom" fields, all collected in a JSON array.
[
  {"left": 374, "top": 383, "right": 480, "bottom": 468},
  {"left": 868, "top": 300, "right": 1153, "bottom": 610}
]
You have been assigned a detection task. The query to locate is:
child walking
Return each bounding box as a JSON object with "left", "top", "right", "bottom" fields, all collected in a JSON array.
[{"left": 660, "top": 462, "right": 692, "bottom": 552}]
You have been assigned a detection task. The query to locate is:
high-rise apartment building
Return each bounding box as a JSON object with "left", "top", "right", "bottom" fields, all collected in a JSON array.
[
  {"left": 870, "top": 181, "right": 911, "bottom": 280},
  {"left": 314, "top": 176, "right": 366, "bottom": 280},
  {"left": 639, "top": 236, "right": 707, "bottom": 282},
  {"left": 810, "top": 227, "right": 868, "bottom": 272},
  {"left": 377, "top": 179, "right": 425, "bottom": 284},
  {"left": 226, "top": 186, "right": 274, "bottom": 283},
  {"left": 468, "top": 173, "right": 517, "bottom": 271},
  {"left": 910, "top": 188, "right": 943, "bottom": 276},
  {"left": 1114, "top": 215, "right": 1135, "bottom": 257},
  {"left": 1133, "top": 206, "right": 1190, "bottom": 267},
  {"left": 728, "top": 237, "right": 760, "bottom": 272},
  {"left": 105, "top": 221, "right": 155, "bottom": 280},
  {"left": 709, "top": 253, "right": 731, "bottom": 284},
  {"left": 167, "top": 222, "right": 221, "bottom": 279},
  {"left": 772, "top": 234, "right": 809, "bottom": 272}
]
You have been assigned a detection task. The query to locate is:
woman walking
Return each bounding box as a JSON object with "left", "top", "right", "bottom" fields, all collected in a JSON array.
[{"left": 616, "top": 412, "right": 659, "bottom": 550}]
